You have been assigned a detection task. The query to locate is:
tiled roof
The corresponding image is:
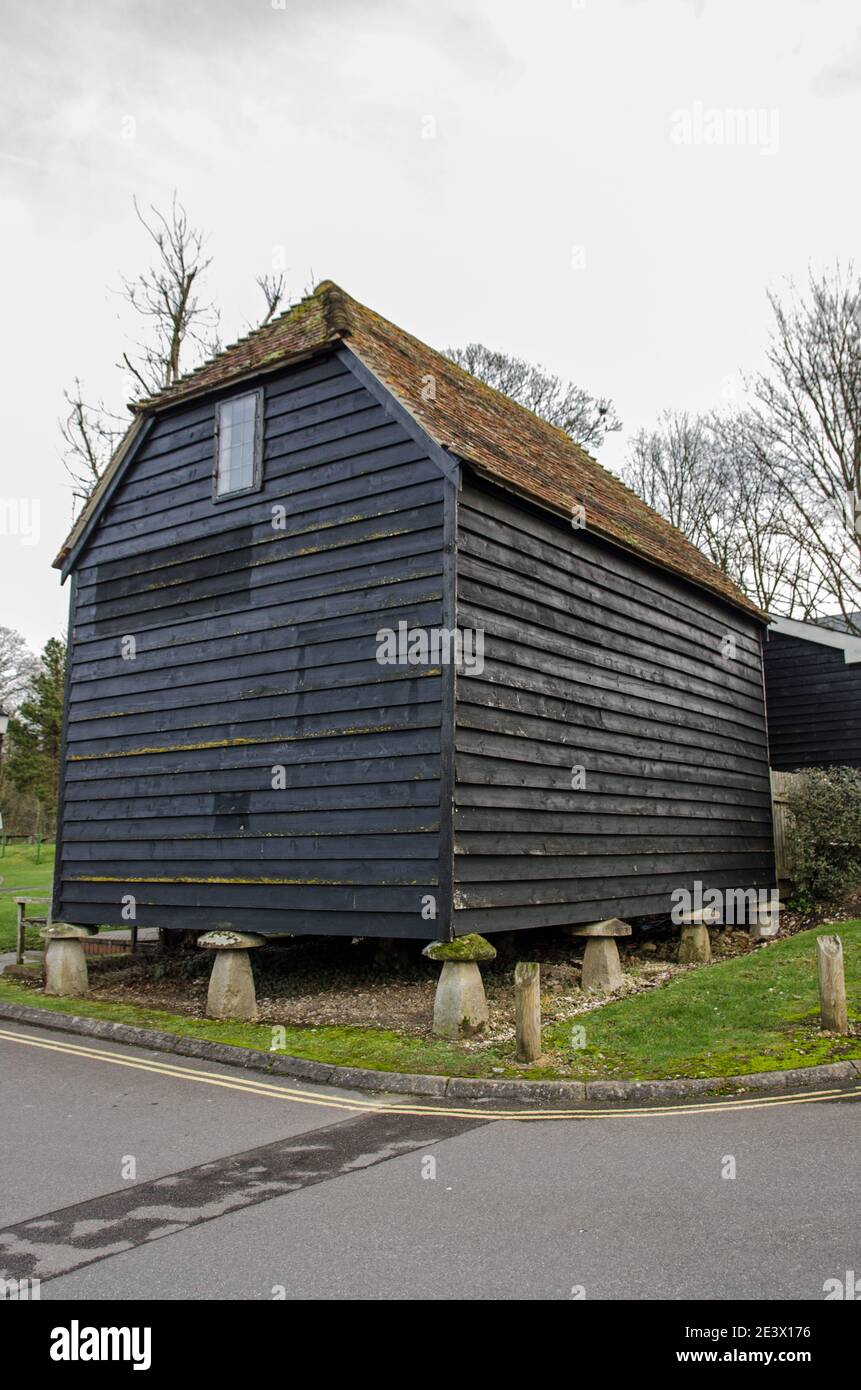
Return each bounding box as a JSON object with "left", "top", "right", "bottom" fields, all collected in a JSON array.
[{"left": 59, "top": 281, "right": 764, "bottom": 618}]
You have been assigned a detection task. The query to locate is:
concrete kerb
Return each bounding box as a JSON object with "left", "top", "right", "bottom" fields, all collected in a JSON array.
[{"left": 0, "top": 1000, "right": 859, "bottom": 1107}]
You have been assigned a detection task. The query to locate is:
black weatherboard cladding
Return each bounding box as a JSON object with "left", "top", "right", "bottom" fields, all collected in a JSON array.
[
  {"left": 451, "top": 478, "right": 775, "bottom": 932},
  {"left": 55, "top": 352, "right": 449, "bottom": 937},
  {"left": 54, "top": 353, "right": 775, "bottom": 940},
  {"left": 764, "top": 631, "right": 861, "bottom": 770}
]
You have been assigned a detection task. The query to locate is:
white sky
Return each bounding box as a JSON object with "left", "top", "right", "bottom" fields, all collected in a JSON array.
[{"left": 1, "top": 0, "right": 859, "bottom": 653}]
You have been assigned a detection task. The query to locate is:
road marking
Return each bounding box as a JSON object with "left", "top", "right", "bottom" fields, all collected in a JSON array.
[
  {"left": 0, "top": 1108, "right": 489, "bottom": 1285},
  {"left": 1, "top": 1025, "right": 858, "bottom": 1121}
]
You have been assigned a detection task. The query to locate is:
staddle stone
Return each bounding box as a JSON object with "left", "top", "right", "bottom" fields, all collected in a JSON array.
[
  {"left": 423, "top": 936, "right": 496, "bottom": 1038},
  {"left": 569, "top": 918, "right": 632, "bottom": 938},
  {"left": 41, "top": 925, "right": 96, "bottom": 997},
  {"left": 580, "top": 936, "right": 624, "bottom": 993},
  {"left": 678, "top": 923, "right": 711, "bottom": 964},
  {"left": 197, "top": 931, "right": 266, "bottom": 951},
  {"left": 422, "top": 934, "right": 497, "bottom": 962},
  {"left": 197, "top": 931, "right": 266, "bottom": 1020},
  {"left": 432, "top": 962, "right": 490, "bottom": 1038}
]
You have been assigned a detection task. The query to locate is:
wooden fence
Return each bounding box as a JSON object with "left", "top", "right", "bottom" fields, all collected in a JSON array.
[{"left": 770, "top": 770, "right": 803, "bottom": 881}]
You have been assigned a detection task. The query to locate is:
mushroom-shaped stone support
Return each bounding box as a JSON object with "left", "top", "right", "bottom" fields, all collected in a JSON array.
[
  {"left": 197, "top": 930, "right": 266, "bottom": 1021},
  {"left": 748, "top": 897, "right": 783, "bottom": 942},
  {"left": 570, "top": 918, "right": 631, "bottom": 993},
  {"left": 422, "top": 934, "right": 497, "bottom": 1039},
  {"left": 41, "top": 924, "right": 98, "bottom": 997},
  {"left": 676, "top": 907, "right": 720, "bottom": 963}
]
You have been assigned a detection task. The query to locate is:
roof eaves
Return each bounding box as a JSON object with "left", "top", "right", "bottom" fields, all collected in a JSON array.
[
  {"left": 769, "top": 613, "right": 861, "bottom": 664},
  {"left": 53, "top": 413, "right": 151, "bottom": 576},
  {"left": 130, "top": 342, "right": 342, "bottom": 417},
  {"left": 464, "top": 459, "right": 768, "bottom": 623}
]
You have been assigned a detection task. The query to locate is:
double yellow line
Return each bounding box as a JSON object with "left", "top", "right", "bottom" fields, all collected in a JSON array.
[{"left": 1, "top": 1025, "right": 858, "bottom": 1121}]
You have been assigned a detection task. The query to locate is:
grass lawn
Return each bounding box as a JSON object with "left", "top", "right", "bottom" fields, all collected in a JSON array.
[
  {"left": 543, "top": 920, "right": 861, "bottom": 1080},
  {"left": 0, "top": 919, "right": 859, "bottom": 1082},
  {"left": 0, "top": 977, "right": 493, "bottom": 1077},
  {"left": 0, "top": 841, "right": 55, "bottom": 952}
]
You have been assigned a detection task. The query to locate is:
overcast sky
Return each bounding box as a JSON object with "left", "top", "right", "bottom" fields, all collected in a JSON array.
[{"left": 1, "top": 0, "right": 858, "bottom": 653}]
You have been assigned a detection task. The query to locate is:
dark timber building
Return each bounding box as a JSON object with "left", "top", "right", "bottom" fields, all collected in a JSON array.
[
  {"left": 763, "top": 615, "right": 861, "bottom": 771},
  {"left": 53, "top": 282, "right": 775, "bottom": 940}
]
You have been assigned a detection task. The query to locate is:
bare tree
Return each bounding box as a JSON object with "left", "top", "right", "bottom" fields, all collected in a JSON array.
[
  {"left": 256, "top": 272, "right": 287, "bottom": 326},
  {"left": 622, "top": 410, "right": 831, "bottom": 615},
  {"left": 60, "top": 193, "right": 221, "bottom": 507},
  {"left": 444, "top": 342, "right": 622, "bottom": 451},
  {"left": 624, "top": 411, "right": 722, "bottom": 546},
  {"left": 0, "top": 626, "right": 38, "bottom": 715},
  {"left": 59, "top": 380, "right": 126, "bottom": 505},
  {"left": 748, "top": 265, "right": 861, "bottom": 632},
  {"left": 710, "top": 412, "right": 832, "bottom": 616},
  {"left": 119, "top": 193, "right": 221, "bottom": 400},
  {"left": 59, "top": 197, "right": 294, "bottom": 509}
]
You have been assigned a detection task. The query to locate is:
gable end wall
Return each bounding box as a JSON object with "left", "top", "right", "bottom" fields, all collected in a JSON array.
[{"left": 54, "top": 352, "right": 451, "bottom": 938}]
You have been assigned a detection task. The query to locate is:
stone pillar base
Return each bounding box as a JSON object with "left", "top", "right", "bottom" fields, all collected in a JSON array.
[
  {"left": 581, "top": 937, "right": 623, "bottom": 992},
  {"left": 197, "top": 931, "right": 266, "bottom": 1021},
  {"left": 678, "top": 923, "right": 711, "bottom": 964},
  {"left": 41, "top": 926, "right": 96, "bottom": 997},
  {"left": 749, "top": 897, "right": 783, "bottom": 941},
  {"left": 570, "top": 919, "right": 630, "bottom": 993},
  {"left": 422, "top": 934, "right": 497, "bottom": 1039},
  {"left": 434, "top": 962, "right": 488, "bottom": 1038}
]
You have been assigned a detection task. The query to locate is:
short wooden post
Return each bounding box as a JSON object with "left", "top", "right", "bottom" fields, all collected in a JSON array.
[
  {"left": 15, "top": 899, "right": 25, "bottom": 965},
  {"left": 515, "top": 961, "right": 542, "bottom": 1062},
  {"left": 817, "top": 934, "right": 848, "bottom": 1034}
]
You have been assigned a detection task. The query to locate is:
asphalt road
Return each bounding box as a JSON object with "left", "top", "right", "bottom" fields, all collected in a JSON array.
[{"left": 0, "top": 1019, "right": 859, "bottom": 1301}]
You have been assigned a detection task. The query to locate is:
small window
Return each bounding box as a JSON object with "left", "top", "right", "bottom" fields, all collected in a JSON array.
[{"left": 214, "top": 389, "right": 263, "bottom": 499}]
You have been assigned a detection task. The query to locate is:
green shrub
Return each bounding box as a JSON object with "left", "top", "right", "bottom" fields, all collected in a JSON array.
[{"left": 787, "top": 766, "right": 861, "bottom": 904}]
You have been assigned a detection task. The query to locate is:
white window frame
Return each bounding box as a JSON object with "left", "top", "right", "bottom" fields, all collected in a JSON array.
[{"left": 213, "top": 387, "right": 264, "bottom": 501}]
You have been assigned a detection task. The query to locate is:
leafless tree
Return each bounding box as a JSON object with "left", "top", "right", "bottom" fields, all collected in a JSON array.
[
  {"left": 746, "top": 265, "right": 861, "bottom": 632},
  {"left": 624, "top": 411, "right": 721, "bottom": 547},
  {"left": 59, "top": 380, "right": 126, "bottom": 505},
  {"left": 60, "top": 194, "right": 223, "bottom": 506},
  {"left": 119, "top": 193, "right": 221, "bottom": 400},
  {"left": 622, "top": 410, "right": 831, "bottom": 615},
  {"left": 710, "top": 412, "right": 832, "bottom": 616},
  {"left": 0, "top": 626, "right": 38, "bottom": 715},
  {"left": 444, "top": 342, "right": 622, "bottom": 451},
  {"left": 256, "top": 272, "right": 287, "bottom": 326}
]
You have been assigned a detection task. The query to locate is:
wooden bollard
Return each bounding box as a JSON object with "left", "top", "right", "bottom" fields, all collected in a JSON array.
[
  {"left": 515, "top": 961, "right": 542, "bottom": 1062},
  {"left": 817, "top": 934, "right": 848, "bottom": 1034}
]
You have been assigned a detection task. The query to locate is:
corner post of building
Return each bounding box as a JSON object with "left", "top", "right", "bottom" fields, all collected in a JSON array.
[{"left": 423, "top": 934, "right": 496, "bottom": 1038}]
